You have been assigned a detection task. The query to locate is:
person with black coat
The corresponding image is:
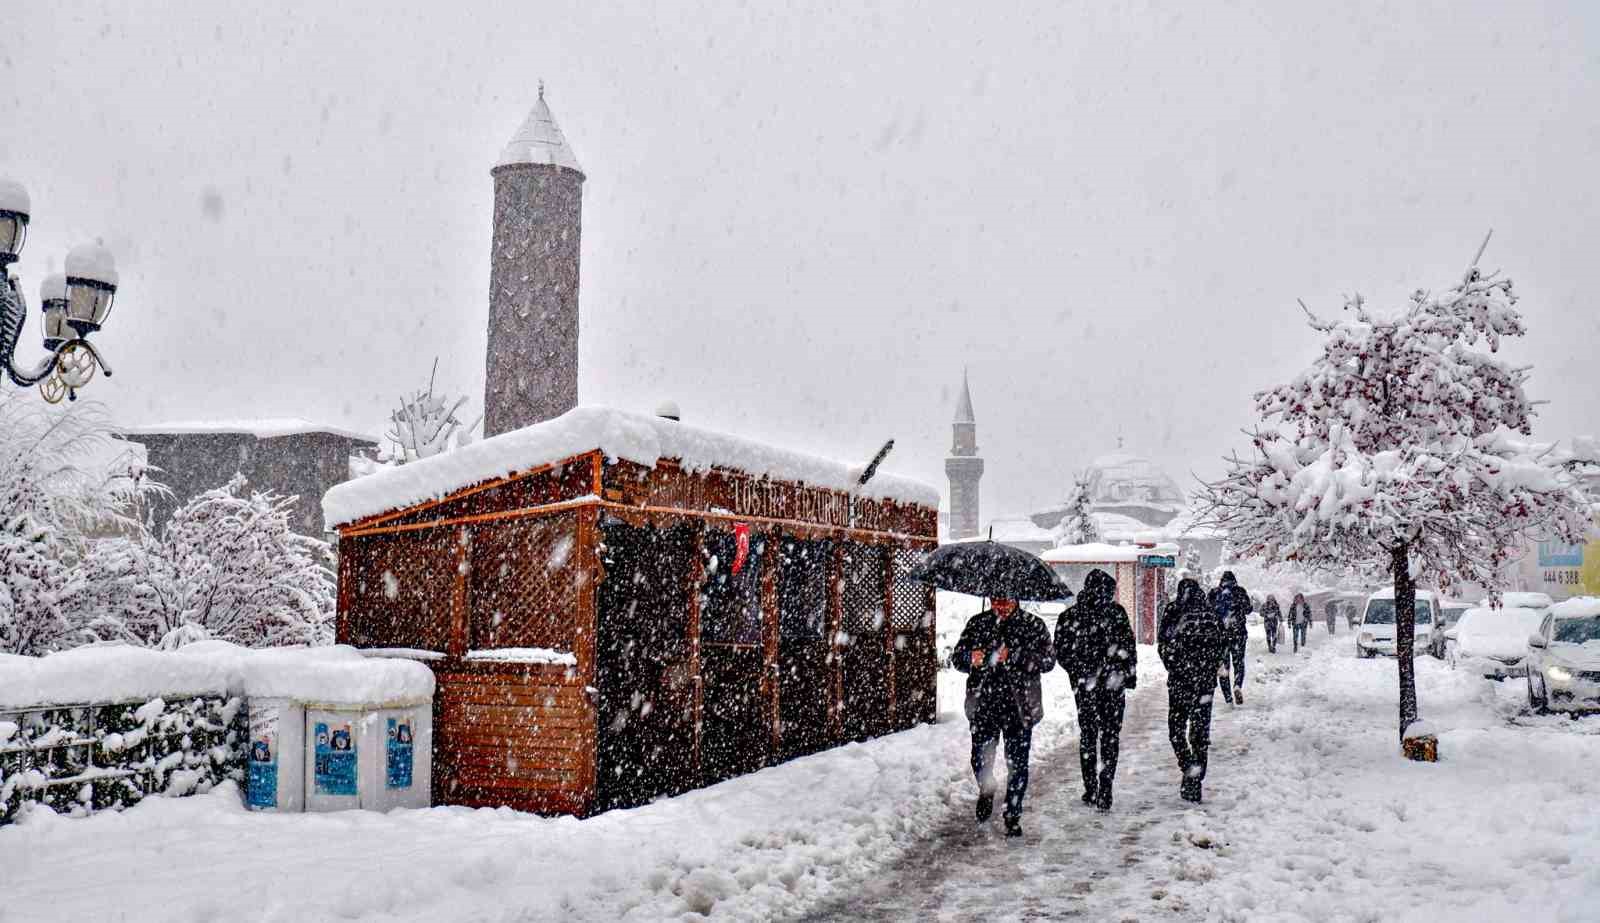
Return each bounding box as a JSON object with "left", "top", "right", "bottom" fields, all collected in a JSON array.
[
  {"left": 951, "top": 597, "right": 1056, "bottom": 837},
  {"left": 1324, "top": 598, "right": 1339, "bottom": 636},
  {"left": 1260, "top": 594, "right": 1282, "bottom": 653},
  {"left": 1208, "top": 571, "right": 1253, "bottom": 704},
  {"left": 1159, "top": 578, "right": 1226, "bottom": 803},
  {"left": 1054, "top": 568, "right": 1137, "bottom": 812},
  {"left": 1289, "top": 592, "right": 1313, "bottom": 652}
]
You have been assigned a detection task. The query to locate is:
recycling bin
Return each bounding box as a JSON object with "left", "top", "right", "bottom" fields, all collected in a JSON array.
[{"left": 246, "top": 698, "right": 306, "bottom": 812}]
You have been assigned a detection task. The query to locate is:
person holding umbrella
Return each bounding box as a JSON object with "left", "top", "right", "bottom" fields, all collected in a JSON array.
[{"left": 912, "top": 539, "right": 1070, "bottom": 838}]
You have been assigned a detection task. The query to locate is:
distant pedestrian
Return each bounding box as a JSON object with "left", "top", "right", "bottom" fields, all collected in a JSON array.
[
  {"left": 1055, "top": 568, "right": 1137, "bottom": 812},
  {"left": 1159, "top": 578, "right": 1226, "bottom": 803},
  {"left": 1289, "top": 593, "right": 1312, "bottom": 652},
  {"left": 951, "top": 597, "right": 1056, "bottom": 838},
  {"left": 1208, "top": 572, "right": 1253, "bottom": 704},
  {"left": 1261, "top": 594, "right": 1282, "bottom": 653},
  {"left": 1345, "top": 601, "right": 1360, "bottom": 631},
  {"left": 1324, "top": 598, "right": 1339, "bottom": 635}
]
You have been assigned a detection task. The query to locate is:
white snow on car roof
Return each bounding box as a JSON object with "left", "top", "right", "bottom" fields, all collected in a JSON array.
[
  {"left": 323, "top": 405, "right": 938, "bottom": 528},
  {"left": 1551, "top": 596, "right": 1600, "bottom": 619}
]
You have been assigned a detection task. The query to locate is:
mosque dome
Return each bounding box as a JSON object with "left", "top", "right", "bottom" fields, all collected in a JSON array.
[{"left": 1083, "top": 451, "right": 1187, "bottom": 511}]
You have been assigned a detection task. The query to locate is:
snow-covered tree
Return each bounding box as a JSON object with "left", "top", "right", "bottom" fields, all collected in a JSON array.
[
  {"left": 386, "top": 359, "right": 481, "bottom": 463},
  {"left": 1178, "top": 544, "right": 1209, "bottom": 589},
  {"left": 1200, "top": 254, "right": 1591, "bottom": 738},
  {"left": 1051, "top": 473, "right": 1101, "bottom": 547},
  {"left": 71, "top": 475, "right": 334, "bottom": 649}
]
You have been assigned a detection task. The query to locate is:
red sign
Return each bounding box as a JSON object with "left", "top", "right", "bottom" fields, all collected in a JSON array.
[{"left": 731, "top": 523, "right": 751, "bottom": 576}]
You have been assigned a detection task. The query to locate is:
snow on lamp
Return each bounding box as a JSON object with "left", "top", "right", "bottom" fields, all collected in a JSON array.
[
  {"left": 63, "top": 240, "right": 117, "bottom": 336},
  {"left": 39, "top": 273, "right": 68, "bottom": 351},
  {"left": 0, "top": 177, "right": 29, "bottom": 265}
]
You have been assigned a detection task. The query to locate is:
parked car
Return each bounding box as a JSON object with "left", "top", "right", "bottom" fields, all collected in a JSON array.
[
  {"left": 1444, "top": 607, "right": 1544, "bottom": 678},
  {"left": 1486, "top": 591, "right": 1555, "bottom": 612},
  {"left": 1356, "top": 590, "right": 1438, "bottom": 658},
  {"left": 1526, "top": 598, "right": 1600, "bottom": 714},
  {"left": 1430, "top": 600, "right": 1471, "bottom": 659}
]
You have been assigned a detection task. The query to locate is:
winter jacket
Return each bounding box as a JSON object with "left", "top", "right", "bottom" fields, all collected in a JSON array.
[
  {"left": 1260, "top": 597, "right": 1282, "bottom": 626},
  {"left": 1054, "top": 568, "right": 1138, "bottom": 694},
  {"left": 1289, "top": 596, "right": 1312, "bottom": 626},
  {"left": 1208, "top": 572, "right": 1253, "bottom": 647},
  {"left": 1159, "top": 578, "right": 1225, "bottom": 687},
  {"left": 952, "top": 608, "right": 1056, "bottom": 726}
]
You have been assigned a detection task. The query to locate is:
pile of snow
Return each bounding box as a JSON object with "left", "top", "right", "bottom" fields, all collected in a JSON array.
[
  {"left": 1040, "top": 541, "right": 1180, "bottom": 564},
  {"left": 0, "top": 177, "right": 29, "bottom": 215},
  {"left": 0, "top": 642, "right": 433, "bottom": 709},
  {"left": 1452, "top": 607, "right": 1544, "bottom": 660},
  {"left": 464, "top": 648, "right": 576, "bottom": 666},
  {"left": 324, "top": 405, "right": 939, "bottom": 528},
  {"left": 121, "top": 418, "right": 377, "bottom": 443},
  {"left": 63, "top": 240, "right": 117, "bottom": 285},
  {"left": 1551, "top": 596, "right": 1600, "bottom": 619}
]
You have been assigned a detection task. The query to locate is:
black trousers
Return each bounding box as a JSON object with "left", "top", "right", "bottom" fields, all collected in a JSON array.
[
  {"left": 1218, "top": 638, "right": 1246, "bottom": 693},
  {"left": 971, "top": 713, "right": 1034, "bottom": 821},
  {"left": 1167, "top": 678, "right": 1215, "bottom": 781},
  {"left": 1264, "top": 621, "right": 1279, "bottom": 652},
  {"left": 1073, "top": 687, "right": 1127, "bottom": 797}
]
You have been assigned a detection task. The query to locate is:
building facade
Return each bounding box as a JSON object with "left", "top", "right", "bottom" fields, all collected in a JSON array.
[
  {"left": 944, "top": 371, "right": 984, "bottom": 540},
  {"left": 484, "top": 85, "right": 585, "bottom": 438}
]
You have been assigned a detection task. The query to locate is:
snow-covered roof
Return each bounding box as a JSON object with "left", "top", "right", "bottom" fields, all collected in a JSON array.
[
  {"left": 323, "top": 405, "right": 940, "bottom": 529},
  {"left": 1551, "top": 597, "right": 1600, "bottom": 619},
  {"left": 1082, "top": 451, "right": 1187, "bottom": 509},
  {"left": 497, "top": 87, "right": 584, "bottom": 174},
  {"left": 1040, "top": 542, "right": 1181, "bottom": 564},
  {"left": 122, "top": 418, "right": 378, "bottom": 443},
  {"left": 0, "top": 641, "right": 433, "bottom": 709},
  {"left": 974, "top": 517, "right": 1055, "bottom": 546},
  {"left": 1366, "top": 588, "right": 1440, "bottom": 601}
]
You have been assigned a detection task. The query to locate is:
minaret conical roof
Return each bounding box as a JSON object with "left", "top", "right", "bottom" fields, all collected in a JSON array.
[
  {"left": 497, "top": 83, "right": 584, "bottom": 175},
  {"left": 954, "top": 369, "right": 976, "bottom": 424}
]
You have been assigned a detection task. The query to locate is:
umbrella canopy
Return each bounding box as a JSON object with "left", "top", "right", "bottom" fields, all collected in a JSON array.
[{"left": 909, "top": 541, "right": 1075, "bottom": 603}]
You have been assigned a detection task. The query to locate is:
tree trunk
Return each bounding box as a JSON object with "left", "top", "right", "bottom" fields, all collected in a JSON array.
[{"left": 1392, "top": 541, "right": 1419, "bottom": 738}]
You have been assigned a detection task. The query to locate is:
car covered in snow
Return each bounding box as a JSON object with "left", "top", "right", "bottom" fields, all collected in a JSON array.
[
  {"left": 1443, "top": 606, "right": 1544, "bottom": 678},
  {"left": 1526, "top": 597, "right": 1600, "bottom": 714},
  {"left": 1356, "top": 590, "right": 1438, "bottom": 658}
]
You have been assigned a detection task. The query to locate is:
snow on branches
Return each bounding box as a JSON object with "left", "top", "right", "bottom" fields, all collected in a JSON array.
[
  {"left": 70, "top": 475, "right": 335, "bottom": 650},
  {"left": 1200, "top": 263, "right": 1590, "bottom": 594},
  {"left": 386, "top": 359, "right": 482, "bottom": 463},
  {"left": 1051, "top": 473, "right": 1102, "bottom": 547}
]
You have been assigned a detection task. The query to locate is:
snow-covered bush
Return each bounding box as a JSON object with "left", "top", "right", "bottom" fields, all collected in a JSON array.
[
  {"left": 70, "top": 475, "right": 335, "bottom": 649},
  {"left": 1050, "top": 473, "right": 1101, "bottom": 547},
  {"left": 385, "top": 360, "right": 481, "bottom": 463},
  {"left": 1200, "top": 255, "right": 1591, "bottom": 736}
]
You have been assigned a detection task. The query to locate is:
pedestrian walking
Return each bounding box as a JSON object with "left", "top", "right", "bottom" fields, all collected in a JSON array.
[
  {"left": 1208, "top": 571, "right": 1252, "bottom": 704},
  {"left": 1289, "top": 592, "right": 1312, "bottom": 652},
  {"left": 1054, "top": 568, "right": 1137, "bottom": 812},
  {"left": 1324, "top": 598, "right": 1338, "bottom": 635},
  {"left": 1345, "top": 601, "right": 1360, "bottom": 631},
  {"left": 1159, "top": 578, "right": 1226, "bottom": 803},
  {"left": 951, "top": 597, "right": 1056, "bottom": 837},
  {"left": 1260, "top": 594, "right": 1282, "bottom": 653}
]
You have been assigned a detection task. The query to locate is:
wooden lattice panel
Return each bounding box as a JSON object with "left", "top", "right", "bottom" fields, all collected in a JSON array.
[
  {"left": 890, "top": 546, "right": 933, "bottom": 632},
  {"left": 469, "top": 512, "right": 582, "bottom": 651},
  {"left": 840, "top": 544, "right": 887, "bottom": 636},
  {"left": 340, "top": 529, "right": 456, "bottom": 651}
]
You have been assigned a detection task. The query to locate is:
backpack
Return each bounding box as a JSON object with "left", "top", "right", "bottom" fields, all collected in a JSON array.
[{"left": 1165, "top": 608, "right": 1223, "bottom": 679}]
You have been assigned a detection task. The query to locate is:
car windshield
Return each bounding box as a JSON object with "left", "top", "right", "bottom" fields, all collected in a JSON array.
[
  {"left": 1553, "top": 617, "right": 1600, "bottom": 644},
  {"left": 1439, "top": 607, "right": 1468, "bottom": 626},
  {"left": 1364, "top": 599, "right": 1433, "bottom": 625}
]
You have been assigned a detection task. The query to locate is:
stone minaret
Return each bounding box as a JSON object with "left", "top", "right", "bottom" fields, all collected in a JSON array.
[
  {"left": 945, "top": 370, "right": 984, "bottom": 540},
  {"left": 485, "top": 83, "right": 585, "bottom": 437}
]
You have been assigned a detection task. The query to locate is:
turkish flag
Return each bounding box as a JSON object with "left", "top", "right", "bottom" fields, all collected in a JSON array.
[{"left": 731, "top": 523, "right": 751, "bottom": 576}]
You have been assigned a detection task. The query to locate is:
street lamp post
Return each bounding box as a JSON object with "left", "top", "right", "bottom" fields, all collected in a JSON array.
[{"left": 0, "top": 177, "right": 120, "bottom": 403}]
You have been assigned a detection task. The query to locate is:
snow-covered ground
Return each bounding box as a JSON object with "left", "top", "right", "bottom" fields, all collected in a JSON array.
[{"left": 4, "top": 619, "right": 1597, "bottom": 922}]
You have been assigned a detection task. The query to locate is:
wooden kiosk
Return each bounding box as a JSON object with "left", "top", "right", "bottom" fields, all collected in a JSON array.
[
  {"left": 1040, "top": 542, "right": 1179, "bottom": 644},
  {"left": 324, "top": 407, "right": 939, "bottom": 816}
]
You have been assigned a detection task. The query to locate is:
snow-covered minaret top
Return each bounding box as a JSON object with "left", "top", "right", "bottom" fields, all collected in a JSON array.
[
  {"left": 496, "top": 82, "right": 584, "bottom": 175},
  {"left": 953, "top": 368, "right": 976, "bottom": 425}
]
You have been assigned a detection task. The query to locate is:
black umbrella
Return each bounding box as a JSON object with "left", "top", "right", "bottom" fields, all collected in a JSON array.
[{"left": 908, "top": 540, "right": 1074, "bottom": 603}]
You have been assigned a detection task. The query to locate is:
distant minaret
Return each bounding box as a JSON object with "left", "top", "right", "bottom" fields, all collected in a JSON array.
[
  {"left": 945, "top": 370, "right": 985, "bottom": 540},
  {"left": 485, "top": 82, "right": 585, "bottom": 437}
]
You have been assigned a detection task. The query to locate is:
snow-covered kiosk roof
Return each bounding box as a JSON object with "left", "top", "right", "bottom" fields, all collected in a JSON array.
[
  {"left": 326, "top": 405, "right": 940, "bottom": 818},
  {"left": 324, "top": 405, "right": 937, "bottom": 530}
]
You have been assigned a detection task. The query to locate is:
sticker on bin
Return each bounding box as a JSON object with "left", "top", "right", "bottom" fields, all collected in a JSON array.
[
  {"left": 248, "top": 710, "right": 278, "bottom": 809},
  {"left": 313, "top": 721, "right": 358, "bottom": 796},
  {"left": 387, "top": 716, "right": 414, "bottom": 789}
]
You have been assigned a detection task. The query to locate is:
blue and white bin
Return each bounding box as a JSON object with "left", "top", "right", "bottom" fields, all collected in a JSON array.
[{"left": 244, "top": 650, "right": 433, "bottom": 813}]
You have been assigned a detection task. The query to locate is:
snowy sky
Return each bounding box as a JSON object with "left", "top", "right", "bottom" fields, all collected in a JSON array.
[{"left": 6, "top": 2, "right": 1599, "bottom": 521}]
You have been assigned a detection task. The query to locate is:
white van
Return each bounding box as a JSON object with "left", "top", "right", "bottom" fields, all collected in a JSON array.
[{"left": 1356, "top": 589, "right": 1439, "bottom": 658}]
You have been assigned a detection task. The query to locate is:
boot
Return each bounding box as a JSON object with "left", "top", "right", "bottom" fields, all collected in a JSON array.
[
  {"left": 1180, "top": 778, "right": 1201, "bottom": 803},
  {"left": 976, "top": 792, "right": 994, "bottom": 823},
  {"left": 1234, "top": 686, "right": 1245, "bottom": 705},
  {"left": 1081, "top": 788, "right": 1097, "bottom": 806},
  {"left": 1004, "top": 815, "right": 1023, "bottom": 837},
  {"left": 1095, "top": 786, "right": 1113, "bottom": 813}
]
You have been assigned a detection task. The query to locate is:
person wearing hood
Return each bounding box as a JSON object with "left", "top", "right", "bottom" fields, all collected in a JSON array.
[
  {"left": 1289, "top": 592, "right": 1313, "bottom": 652},
  {"left": 1159, "top": 578, "right": 1226, "bottom": 802},
  {"left": 1324, "top": 597, "right": 1339, "bottom": 635},
  {"left": 951, "top": 596, "right": 1056, "bottom": 837},
  {"left": 1260, "top": 594, "right": 1282, "bottom": 653},
  {"left": 1208, "top": 571, "right": 1253, "bottom": 704},
  {"left": 1054, "top": 568, "right": 1137, "bottom": 812}
]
